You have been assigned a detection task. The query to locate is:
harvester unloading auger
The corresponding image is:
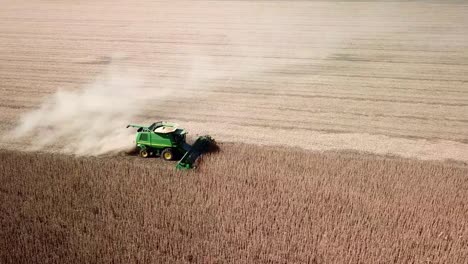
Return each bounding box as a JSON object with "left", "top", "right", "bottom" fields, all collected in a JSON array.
[{"left": 127, "top": 121, "right": 217, "bottom": 170}]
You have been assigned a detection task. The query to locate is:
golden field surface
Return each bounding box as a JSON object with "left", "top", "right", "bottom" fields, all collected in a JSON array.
[
  {"left": 1, "top": 0, "right": 468, "bottom": 263},
  {"left": 0, "top": 0, "right": 467, "bottom": 160}
]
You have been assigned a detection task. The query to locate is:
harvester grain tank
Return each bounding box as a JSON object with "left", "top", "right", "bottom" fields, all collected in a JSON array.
[{"left": 126, "top": 121, "right": 215, "bottom": 170}]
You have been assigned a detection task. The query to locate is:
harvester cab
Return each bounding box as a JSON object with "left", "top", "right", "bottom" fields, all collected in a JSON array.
[{"left": 127, "top": 122, "right": 215, "bottom": 170}]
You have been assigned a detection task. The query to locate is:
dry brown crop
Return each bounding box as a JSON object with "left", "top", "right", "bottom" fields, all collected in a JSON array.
[{"left": 1, "top": 144, "right": 467, "bottom": 263}]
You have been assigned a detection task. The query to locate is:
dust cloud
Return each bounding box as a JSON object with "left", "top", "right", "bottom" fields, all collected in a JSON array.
[
  {"left": 6, "top": 54, "right": 224, "bottom": 155},
  {"left": 8, "top": 64, "right": 145, "bottom": 155}
]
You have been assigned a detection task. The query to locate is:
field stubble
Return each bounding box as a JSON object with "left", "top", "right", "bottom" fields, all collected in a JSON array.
[{"left": 1, "top": 0, "right": 468, "bottom": 160}]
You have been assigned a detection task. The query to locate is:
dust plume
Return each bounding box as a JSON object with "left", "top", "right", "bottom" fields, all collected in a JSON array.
[
  {"left": 6, "top": 53, "right": 226, "bottom": 156},
  {"left": 9, "top": 65, "right": 145, "bottom": 155}
]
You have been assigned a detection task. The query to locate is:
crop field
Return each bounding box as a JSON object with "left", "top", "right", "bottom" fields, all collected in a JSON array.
[
  {"left": 1, "top": 146, "right": 468, "bottom": 263},
  {"left": 1, "top": 0, "right": 468, "bottom": 263}
]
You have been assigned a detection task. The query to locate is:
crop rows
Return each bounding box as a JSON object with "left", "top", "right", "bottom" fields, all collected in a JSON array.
[{"left": 1, "top": 145, "right": 467, "bottom": 263}]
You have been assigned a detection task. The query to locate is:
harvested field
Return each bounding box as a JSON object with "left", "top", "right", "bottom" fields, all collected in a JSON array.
[
  {"left": 1, "top": 145, "right": 468, "bottom": 263},
  {"left": 0, "top": 0, "right": 467, "bottom": 160}
]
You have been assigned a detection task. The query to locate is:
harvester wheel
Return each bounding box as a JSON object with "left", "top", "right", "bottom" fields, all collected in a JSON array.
[
  {"left": 161, "top": 148, "right": 174, "bottom": 161},
  {"left": 139, "top": 148, "right": 149, "bottom": 158}
]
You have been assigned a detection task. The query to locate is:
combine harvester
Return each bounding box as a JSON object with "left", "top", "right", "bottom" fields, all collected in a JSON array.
[{"left": 127, "top": 121, "right": 216, "bottom": 170}]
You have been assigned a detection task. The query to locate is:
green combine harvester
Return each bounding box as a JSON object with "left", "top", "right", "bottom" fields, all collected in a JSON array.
[{"left": 127, "top": 121, "right": 216, "bottom": 170}]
